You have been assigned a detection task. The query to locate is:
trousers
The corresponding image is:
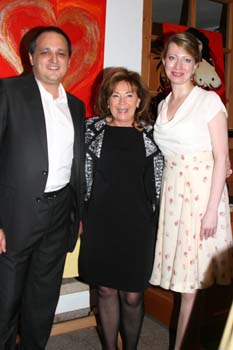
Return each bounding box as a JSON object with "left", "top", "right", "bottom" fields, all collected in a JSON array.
[{"left": 0, "top": 185, "right": 72, "bottom": 350}]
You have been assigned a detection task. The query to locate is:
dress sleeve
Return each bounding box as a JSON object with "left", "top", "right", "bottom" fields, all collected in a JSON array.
[{"left": 204, "top": 91, "right": 228, "bottom": 123}]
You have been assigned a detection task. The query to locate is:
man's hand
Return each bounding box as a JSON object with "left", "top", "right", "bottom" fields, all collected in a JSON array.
[
  {"left": 0, "top": 229, "right": 6, "bottom": 254},
  {"left": 78, "top": 221, "right": 83, "bottom": 237},
  {"left": 226, "top": 156, "right": 232, "bottom": 178}
]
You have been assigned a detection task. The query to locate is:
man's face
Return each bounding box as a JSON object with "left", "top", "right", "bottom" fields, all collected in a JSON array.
[{"left": 29, "top": 31, "right": 70, "bottom": 91}]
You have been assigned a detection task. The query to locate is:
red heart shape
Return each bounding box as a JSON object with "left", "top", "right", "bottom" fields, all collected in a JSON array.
[{"left": 0, "top": 0, "right": 105, "bottom": 113}]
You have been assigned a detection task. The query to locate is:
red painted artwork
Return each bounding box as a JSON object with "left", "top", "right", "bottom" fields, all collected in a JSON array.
[{"left": 0, "top": 0, "right": 106, "bottom": 116}]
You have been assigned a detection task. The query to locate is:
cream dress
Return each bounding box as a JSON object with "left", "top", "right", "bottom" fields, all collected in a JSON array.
[{"left": 149, "top": 86, "right": 233, "bottom": 293}]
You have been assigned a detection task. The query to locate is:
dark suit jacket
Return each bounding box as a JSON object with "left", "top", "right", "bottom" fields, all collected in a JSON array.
[{"left": 0, "top": 73, "right": 85, "bottom": 252}]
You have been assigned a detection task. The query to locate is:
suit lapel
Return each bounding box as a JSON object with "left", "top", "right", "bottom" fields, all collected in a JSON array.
[{"left": 23, "top": 74, "right": 48, "bottom": 159}]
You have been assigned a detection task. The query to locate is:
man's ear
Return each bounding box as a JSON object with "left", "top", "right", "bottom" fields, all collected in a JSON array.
[{"left": 29, "top": 53, "right": 34, "bottom": 66}]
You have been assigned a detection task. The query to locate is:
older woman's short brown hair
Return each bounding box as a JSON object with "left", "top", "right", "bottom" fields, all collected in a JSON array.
[
  {"left": 162, "top": 32, "right": 202, "bottom": 64},
  {"left": 95, "top": 67, "right": 152, "bottom": 127}
]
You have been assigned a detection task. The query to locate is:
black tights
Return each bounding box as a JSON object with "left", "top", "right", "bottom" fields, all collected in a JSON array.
[{"left": 97, "top": 286, "right": 144, "bottom": 350}]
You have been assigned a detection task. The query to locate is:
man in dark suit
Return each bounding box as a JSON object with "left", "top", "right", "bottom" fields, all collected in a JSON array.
[{"left": 0, "top": 26, "right": 85, "bottom": 350}]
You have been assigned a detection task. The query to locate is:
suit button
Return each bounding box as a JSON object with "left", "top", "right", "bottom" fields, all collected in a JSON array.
[
  {"left": 36, "top": 197, "right": 41, "bottom": 203},
  {"left": 42, "top": 170, "right": 48, "bottom": 176}
]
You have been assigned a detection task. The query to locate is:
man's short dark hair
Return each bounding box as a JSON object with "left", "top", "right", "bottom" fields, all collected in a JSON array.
[{"left": 29, "top": 26, "right": 72, "bottom": 57}]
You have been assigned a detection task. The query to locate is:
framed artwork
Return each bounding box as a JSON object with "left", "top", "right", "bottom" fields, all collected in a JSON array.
[{"left": 0, "top": 0, "right": 106, "bottom": 116}]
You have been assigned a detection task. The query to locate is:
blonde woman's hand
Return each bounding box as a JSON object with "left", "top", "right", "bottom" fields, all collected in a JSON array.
[{"left": 200, "top": 210, "right": 218, "bottom": 241}]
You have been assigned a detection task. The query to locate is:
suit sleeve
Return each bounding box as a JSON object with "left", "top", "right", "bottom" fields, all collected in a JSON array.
[
  {"left": 79, "top": 102, "right": 86, "bottom": 218},
  {"left": 67, "top": 99, "right": 86, "bottom": 252},
  {"left": 0, "top": 81, "right": 7, "bottom": 146},
  {"left": 0, "top": 80, "right": 8, "bottom": 229}
]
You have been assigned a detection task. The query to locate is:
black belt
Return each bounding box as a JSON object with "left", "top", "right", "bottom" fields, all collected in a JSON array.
[{"left": 43, "top": 184, "right": 69, "bottom": 199}]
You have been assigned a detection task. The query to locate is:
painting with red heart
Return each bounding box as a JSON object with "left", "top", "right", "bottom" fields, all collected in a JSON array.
[{"left": 0, "top": 0, "right": 106, "bottom": 116}]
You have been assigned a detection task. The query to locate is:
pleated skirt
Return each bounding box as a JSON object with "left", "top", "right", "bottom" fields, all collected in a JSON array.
[{"left": 150, "top": 152, "right": 233, "bottom": 293}]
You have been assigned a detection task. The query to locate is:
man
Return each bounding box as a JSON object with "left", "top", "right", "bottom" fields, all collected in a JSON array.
[{"left": 0, "top": 26, "right": 85, "bottom": 350}]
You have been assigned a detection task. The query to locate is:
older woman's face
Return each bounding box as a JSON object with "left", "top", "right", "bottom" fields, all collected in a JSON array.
[{"left": 108, "top": 80, "right": 140, "bottom": 127}]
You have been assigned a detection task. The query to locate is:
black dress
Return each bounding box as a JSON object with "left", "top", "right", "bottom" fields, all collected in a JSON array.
[{"left": 79, "top": 125, "right": 157, "bottom": 292}]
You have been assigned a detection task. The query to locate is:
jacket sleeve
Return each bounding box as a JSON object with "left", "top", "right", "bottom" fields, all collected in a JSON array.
[
  {"left": 0, "top": 81, "right": 7, "bottom": 144},
  {"left": 79, "top": 103, "right": 86, "bottom": 217},
  {"left": 0, "top": 80, "right": 8, "bottom": 229},
  {"left": 68, "top": 99, "right": 86, "bottom": 252},
  {"left": 144, "top": 150, "right": 163, "bottom": 210},
  {"left": 153, "top": 150, "right": 164, "bottom": 204}
]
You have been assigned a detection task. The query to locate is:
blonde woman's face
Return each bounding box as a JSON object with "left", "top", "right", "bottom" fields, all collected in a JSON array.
[
  {"left": 163, "top": 43, "right": 197, "bottom": 85},
  {"left": 108, "top": 80, "right": 140, "bottom": 127}
]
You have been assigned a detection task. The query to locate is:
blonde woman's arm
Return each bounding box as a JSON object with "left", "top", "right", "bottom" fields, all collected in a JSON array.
[{"left": 200, "top": 110, "right": 228, "bottom": 240}]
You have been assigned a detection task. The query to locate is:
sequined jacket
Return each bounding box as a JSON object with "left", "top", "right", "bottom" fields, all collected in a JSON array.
[{"left": 84, "top": 116, "right": 164, "bottom": 214}]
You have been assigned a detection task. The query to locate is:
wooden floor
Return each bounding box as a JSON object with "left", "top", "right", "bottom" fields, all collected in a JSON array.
[{"left": 51, "top": 315, "right": 96, "bottom": 337}]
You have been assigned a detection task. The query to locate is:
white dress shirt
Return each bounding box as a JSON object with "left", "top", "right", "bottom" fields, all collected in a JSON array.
[{"left": 36, "top": 80, "right": 74, "bottom": 192}]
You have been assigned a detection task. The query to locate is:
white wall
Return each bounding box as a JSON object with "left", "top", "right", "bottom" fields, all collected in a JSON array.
[
  {"left": 56, "top": 1, "right": 144, "bottom": 316},
  {"left": 104, "top": 0, "right": 144, "bottom": 73}
]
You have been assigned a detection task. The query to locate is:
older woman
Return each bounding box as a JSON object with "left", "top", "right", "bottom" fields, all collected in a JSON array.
[{"left": 79, "top": 67, "right": 163, "bottom": 349}]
